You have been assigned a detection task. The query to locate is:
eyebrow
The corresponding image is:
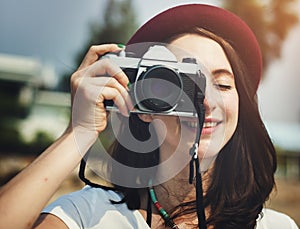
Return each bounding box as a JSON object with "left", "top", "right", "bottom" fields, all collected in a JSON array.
[{"left": 212, "top": 69, "right": 234, "bottom": 78}]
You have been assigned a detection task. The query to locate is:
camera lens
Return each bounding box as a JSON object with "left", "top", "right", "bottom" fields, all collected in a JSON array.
[{"left": 136, "top": 66, "right": 183, "bottom": 112}]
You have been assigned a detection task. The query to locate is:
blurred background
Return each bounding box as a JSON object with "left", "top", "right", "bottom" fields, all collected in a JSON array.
[{"left": 0, "top": 0, "right": 299, "bottom": 225}]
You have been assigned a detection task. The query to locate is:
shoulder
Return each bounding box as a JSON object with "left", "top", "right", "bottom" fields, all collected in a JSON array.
[
  {"left": 42, "top": 186, "right": 149, "bottom": 229},
  {"left": 256, "top": 208, "right": 299, "bottom": 229},
  {"left": 44, "top": 185, "right": 124, "bottom": 214},
  {"left": 64, "top": 185, "right": 123, "bottom": 206},
  {"left": 42, "top": 186, "right": 123, "bottom": 228}
]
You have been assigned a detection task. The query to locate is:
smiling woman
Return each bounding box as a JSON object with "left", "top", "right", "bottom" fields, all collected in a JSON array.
[
  {"left": 0, "top": 3, "right": 298, "bottom": 229},
  {"left": 106, "top": 26, "right": 273, "bottom": 228}
]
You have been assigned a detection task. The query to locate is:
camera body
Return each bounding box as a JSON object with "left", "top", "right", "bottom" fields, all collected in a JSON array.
[{"left": 103, "top": 44, "right": 206, "bottom": 117}]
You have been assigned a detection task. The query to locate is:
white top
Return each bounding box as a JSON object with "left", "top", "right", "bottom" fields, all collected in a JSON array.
[{"left": 43, "top": 186, "right": 298, "bottom": 229}]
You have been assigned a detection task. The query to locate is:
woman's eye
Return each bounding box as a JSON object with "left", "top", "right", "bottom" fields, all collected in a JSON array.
[{"left": 214, "top": 84, "right": 232, "bottom": 90}]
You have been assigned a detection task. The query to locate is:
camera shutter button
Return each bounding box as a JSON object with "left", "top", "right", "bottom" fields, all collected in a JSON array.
[{"left": 182, "top": 57, "right": 197, "bottom": 64}]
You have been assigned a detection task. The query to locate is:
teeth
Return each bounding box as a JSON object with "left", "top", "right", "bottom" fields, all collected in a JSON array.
[
  {"left": 184, "top": 121, "right": 219, "bottom": 128},
  {"left": 203, "top": 122, "right": 218, "bottom": 128},
  {"left": 186, "top": 121, "right": 197, "bottom": 128}
]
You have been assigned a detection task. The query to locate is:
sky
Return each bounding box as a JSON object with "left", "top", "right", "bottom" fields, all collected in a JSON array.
[
  {"left": 0, "top": 0, "right": 220, "bottom": 75},
  {"left": 1, "top": 0, "right": 300, "bottom": 126}
]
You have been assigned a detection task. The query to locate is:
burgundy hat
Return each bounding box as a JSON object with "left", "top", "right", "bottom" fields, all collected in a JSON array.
[{"left": 127, "top": 4, "right": 262, "bottom": 91}]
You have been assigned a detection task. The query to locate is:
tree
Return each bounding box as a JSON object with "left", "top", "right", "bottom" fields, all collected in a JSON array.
[
  {"left": 223, "top": 0, "right": 299, "bottom": 76},
  {"left": 58, "top": 0, "right": 137, "bottom": 92}
]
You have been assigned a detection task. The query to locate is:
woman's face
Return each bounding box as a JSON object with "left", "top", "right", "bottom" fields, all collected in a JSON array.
[{"left": 141, "top": 34, "right": 239, "bottom": 163}]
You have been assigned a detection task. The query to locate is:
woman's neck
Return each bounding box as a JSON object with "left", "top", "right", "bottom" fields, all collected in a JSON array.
[
  {"left": 138, "top": 140, "right": 212, "bottom": 227},
  {"left": 138, "top": 178, "right": 204, "bottom": 228}
]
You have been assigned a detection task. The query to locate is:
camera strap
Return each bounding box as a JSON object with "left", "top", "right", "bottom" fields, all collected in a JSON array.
[
  {"left": 189, "top": 87, "right": 207, "bottom": 229},
  {"left": 78, "top": 152, "right": 116, "bottom": 191}
]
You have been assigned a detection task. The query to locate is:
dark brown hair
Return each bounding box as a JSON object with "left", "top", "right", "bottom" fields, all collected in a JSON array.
[{"left": 109, "top": 27, "right": 277, "bottom": 228}]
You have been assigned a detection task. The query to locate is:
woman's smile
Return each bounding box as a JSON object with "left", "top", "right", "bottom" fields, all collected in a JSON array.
[{"left": 181, "top": 118, "right": 223, "bottom": 135}]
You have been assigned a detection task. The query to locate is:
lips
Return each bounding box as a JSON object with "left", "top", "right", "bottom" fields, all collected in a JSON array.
[{"left": 202, "top": 119, "right": 222, "bottom": 134}]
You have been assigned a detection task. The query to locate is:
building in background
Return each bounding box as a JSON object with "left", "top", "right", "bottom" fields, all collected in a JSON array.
[{"left": 0, "top": 53, "right": 69, "bottom": 154}]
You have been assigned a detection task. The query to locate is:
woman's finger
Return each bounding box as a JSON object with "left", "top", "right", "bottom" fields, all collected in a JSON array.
[
  {"left": 85, "top": 77, "right": 134, "bottom": 111},
  {"left": 78, "top": 44, "right": 122, "bottom": 71},
  {"left": 85, "top": 58, "right": 130, "bottom": 89},
  {"left": 97, "top": 86, "right": 130, "bottom": 117},
  {"left": 71, "top": 58, "right": 129, "bottom": 99}
]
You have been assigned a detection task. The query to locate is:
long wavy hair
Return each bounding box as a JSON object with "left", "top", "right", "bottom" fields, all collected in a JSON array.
[{"left": 108, "top": 27, "right": 277, "bottom": 228}]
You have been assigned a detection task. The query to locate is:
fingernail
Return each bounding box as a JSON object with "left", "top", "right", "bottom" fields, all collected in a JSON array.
[
  {"left": 127, "top": 82, "right": 131, "bottom": 91},
  {"left": 123, "top": 110, "right": 130, "bottom": 117},
  {"left": 117, "top": 43, "right": 126, "bottom": 48}
]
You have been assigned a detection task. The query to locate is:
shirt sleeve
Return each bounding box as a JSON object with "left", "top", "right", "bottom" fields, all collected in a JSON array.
[
  {"left": 42, "top": 186, "right": 126, "bottom": 229},
  {"left": 256, "top": 208, "right": 299, "bottom": 229},
  {"left": 42, "top": 191, "right": 84, "bottom": 229}
]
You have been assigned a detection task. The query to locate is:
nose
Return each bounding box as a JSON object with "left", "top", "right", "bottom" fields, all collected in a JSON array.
[{"left": 203, "top": 83, "right": 218, "bottom": 113}]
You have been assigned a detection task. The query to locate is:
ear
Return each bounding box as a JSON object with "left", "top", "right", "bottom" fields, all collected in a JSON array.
[{"left": 137, "top": 114, "right": 153, "bottom": 123}]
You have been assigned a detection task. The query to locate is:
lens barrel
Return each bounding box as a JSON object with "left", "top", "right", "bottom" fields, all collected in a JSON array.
[{"left": 135, "top": 66, "right": 183, "bottom": 112}]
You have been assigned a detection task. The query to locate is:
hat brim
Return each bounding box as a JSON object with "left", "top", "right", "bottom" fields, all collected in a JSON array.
[{"left": 127, "top": 4, "right": 262, "bottom": 91}]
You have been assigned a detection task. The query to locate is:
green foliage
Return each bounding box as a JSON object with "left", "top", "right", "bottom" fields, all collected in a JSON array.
[
  {"left": 0, "top": 121, "right": 54, "bottom": 156},
  {"left": 223, "top": 0, "right": 299, "bottom": 75},
  {"left": 0, "top": 81, "right": 33, "bottom": 118},
  {"left": 26, "top": 130, "right": 55, "bottom": 155},
  {"left": 0, "top": 118, "right": 24, "bottom": 153}
]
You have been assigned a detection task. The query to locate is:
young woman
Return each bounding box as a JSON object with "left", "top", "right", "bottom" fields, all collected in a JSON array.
[{"left": 0, "top": 4, "right": 298, "bottom": 229}]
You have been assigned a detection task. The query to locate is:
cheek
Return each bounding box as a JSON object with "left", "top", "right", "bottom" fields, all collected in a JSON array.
[{"left": 223, "top": 92, "right": 239, "bottom": 135}]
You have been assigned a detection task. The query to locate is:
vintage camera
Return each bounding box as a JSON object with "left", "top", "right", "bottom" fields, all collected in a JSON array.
[{"left": 103, "top": 44, "right": 206, "bottom": 117}]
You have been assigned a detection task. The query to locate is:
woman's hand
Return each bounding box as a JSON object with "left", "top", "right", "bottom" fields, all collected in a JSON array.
[{"left": 69, "top": 44, "right": 134, "bottom": 143}]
